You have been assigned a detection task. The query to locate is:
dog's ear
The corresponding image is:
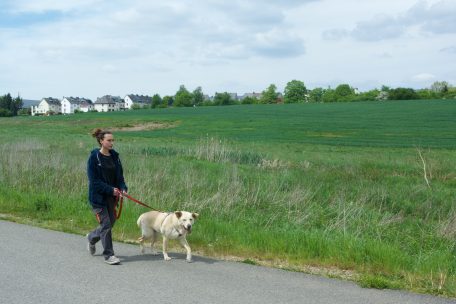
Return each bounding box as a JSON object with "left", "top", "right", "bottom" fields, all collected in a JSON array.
[
  {"left": 175, "top": 211, "right": 182, "bottom": 219},
  {"left": 192, "top": 213, "right": 199, "bottom": 219}
]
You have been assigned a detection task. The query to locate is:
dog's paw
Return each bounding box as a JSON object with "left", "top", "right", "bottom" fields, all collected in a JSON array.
[
  {"left": 140, "top": 247, "right": 145, "bottom": 254},
  {"left": 186, "top": 259, "right": 193, "bottom": 263},
  {"left": 164, "top": 256, "right": 172, "bottom": 261}
]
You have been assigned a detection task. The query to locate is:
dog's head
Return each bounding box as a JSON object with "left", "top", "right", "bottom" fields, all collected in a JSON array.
[{"left": 175, "top": 211, "right": 199, "bottom": 234}]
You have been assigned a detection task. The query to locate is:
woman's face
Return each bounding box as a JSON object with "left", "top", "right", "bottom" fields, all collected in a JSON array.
[{"left": 100, "top": 133, "right": 114, "bottom": 150}]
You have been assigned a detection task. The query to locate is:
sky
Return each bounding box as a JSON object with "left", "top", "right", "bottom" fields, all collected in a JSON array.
[{"left": 0, "top": 0, "right": 455, "bottom": 100}]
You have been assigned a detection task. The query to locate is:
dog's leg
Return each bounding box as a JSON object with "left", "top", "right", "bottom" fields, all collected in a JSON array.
[
  {"left": 179, "top": 238, "right": 192, "bottom": 262},
  {"left": 138, "top": 235, "right": 146, "bottom": 254},
  {"left": 150, "top": 231, "right": 159, "bottom": 255},
  {"left": 162, "top": 236, "right": 171, "bottom": 261}
]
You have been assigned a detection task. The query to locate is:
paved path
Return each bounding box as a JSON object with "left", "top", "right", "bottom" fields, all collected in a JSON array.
[{"left": 1, "top": 220, "right": 454, "bottom": 304}]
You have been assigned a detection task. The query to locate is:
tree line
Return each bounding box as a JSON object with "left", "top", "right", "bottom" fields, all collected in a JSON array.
[
  {"left": 144, "top": 80, "right": 456, "bottom": 109},
  {"left": 0, "top": 93, "right": 23, "bottom": 117},
  {"left": 2, "top": 80, "right": 455, "bottom": 116}
]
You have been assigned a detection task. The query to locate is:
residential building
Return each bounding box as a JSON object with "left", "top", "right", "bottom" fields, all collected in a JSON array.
[
  {"left": 61, "top": 97, "right": 93, "bottom": 114},
  {"left": 31, "top": 97, "right": 61, "bottom": 116},
  {"left": 80, "top": 100, "right": 95, "bottom": 112},
  {"left": 21, "top": 99, "right": 40, "bottom": 109},
  {"left": 228, "top": 93, "right": 239, "bottom": 101},
  {"left": 94, "top": 95, "right": 123, "bottom": 112},
  {"left": 124, "top": 94, "right": 151, "bottom": 109},
  {"left": 239, "top": 92, "right": 262, "bottom": 100}
]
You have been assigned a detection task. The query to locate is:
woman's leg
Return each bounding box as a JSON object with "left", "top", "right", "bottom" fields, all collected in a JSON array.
[{"left": 88, "top": 206, "right": 115, "bottom": 259}]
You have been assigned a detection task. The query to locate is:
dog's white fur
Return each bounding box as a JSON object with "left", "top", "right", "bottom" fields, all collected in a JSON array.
[{"left": 137, "top": 210, "right": 199, "bottom": 262}]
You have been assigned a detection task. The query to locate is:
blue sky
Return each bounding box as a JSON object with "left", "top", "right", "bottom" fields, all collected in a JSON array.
[{"left": 1, "top": 0, "right": 455, "bottom": 100}]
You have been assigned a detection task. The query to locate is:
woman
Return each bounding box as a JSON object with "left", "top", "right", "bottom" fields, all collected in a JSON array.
[{"left": 86, "top": 128, "right": 128, "bottom": 265}]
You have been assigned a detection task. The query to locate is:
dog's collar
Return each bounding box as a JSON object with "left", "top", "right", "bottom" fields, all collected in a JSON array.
[{"left": 174, "top": 225, "right": 183, "bottom": 237}]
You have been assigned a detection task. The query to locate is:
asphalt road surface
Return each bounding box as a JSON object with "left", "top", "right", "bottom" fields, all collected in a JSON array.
[{"left": 1, "top": 220, "right": 454, "bottom": 304}]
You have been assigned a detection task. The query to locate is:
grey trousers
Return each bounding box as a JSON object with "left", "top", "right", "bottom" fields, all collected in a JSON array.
[{"left": 88, "top": 197, "right": 117, "bottom": 259}]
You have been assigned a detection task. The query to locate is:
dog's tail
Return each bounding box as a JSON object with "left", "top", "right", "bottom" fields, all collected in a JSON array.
[{"left": 137, "top": 214, "right": 144, "bottom": 227}]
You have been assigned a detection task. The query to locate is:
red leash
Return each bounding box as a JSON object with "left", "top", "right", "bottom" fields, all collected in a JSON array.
[{"left": 114, "top": 193, "right": 155, "bottom": 219}]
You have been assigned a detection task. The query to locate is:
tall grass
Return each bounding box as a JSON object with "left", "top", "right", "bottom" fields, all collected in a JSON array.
[
  {"left": 137, "top": 136, "right": 263, "bottom": 165},
  {"left": 0, "top": 101, "right": 455, "bottom": 296}
]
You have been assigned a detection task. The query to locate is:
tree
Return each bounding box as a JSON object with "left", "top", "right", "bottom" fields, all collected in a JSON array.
[
  {"left": 151, "top": 94, "right": 162, "bottom": 108},
  {"left": 0, "top": 93, "right": 22, "bottom": 116},
  {"left": 355, "top": 89, "right": 379, "bottom": 101},
  {"left": 241, "top": 96, "right": 258, "bottom": 104},
  {"left": 284, "top": 80, "right": 307, "bottom": 103},
  {"left": 192, "top": 87, "right": 204, "bottom": 106},
  {"left": 13, "top": 96, "right": 22, "bottom": 115},
  {"left": 131, "top": 103, "right": 142, "bottom": 110},
  {"left": 309, "top": 88, "right": 325, "bottom": 103},
  {"left": 18, "top": 108, "right": 31, "bottom": 116},
  {"left": 381, "top": 85, "right": 390, "bottom": 92},
  {"left": 430, "top": 81, "right": 449, "bottom": 94},
  {"left": 0, "top": 108, "right": 12, "bottom": 117},
  {"left": 162, "top": 96, "right": 173, "bottom": 107},
  {"left": 321, "top": 88, "right": 337, "bottom": 103},
  {"left": 259, "top": 84, "right": 278, "bottom": 104},
  {"left": 174, "top": 85, "right": 193, "bottom": 107},
  {"left": 416, "top": 89, "right": 438, "bottom": 100},
  {"left": 444, "top": 86, "right": 456, "bottom": 99},
  {"left": 376, "top": 91, "right": 389, "bottom": 101},
  {"left": 0, "top": 94, "right": 13, "bottom": 111},
  {"left": 213, "top": 92, "right": 235, "bottom": 106},
  {"left": 202, "top": 101, "right": 213, "bottom": 106},
  {"left": 334, "top": 84, "right": 355, "bottom": 102},
  {"left": 388, "top": 88, "right": 418, "bottom": 100}
]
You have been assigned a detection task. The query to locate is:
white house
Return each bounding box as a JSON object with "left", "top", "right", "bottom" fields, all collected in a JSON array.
[
  {"left": 240, "top": 92, "right": 262, "bottom": 100},
  {"left": 228, "top": 93, "right": 239, "bottom": 101},
  {"left": 61, "top": 97, "right": 93, "bottom": 114},
  {"left": 124, "top": 94, "right": 151, "bottom": 109},
  {"left": 31, "top": 97, "right": 61, "bottom": 116},
  {"left": 21, "top": 99, "right": 40, "bottom": 109},
  {"left": 94, "top": 95, "right": 123, "bottom": 112},
  {"left": 80, "top": 100, "right": 95, "bottom": 112}
]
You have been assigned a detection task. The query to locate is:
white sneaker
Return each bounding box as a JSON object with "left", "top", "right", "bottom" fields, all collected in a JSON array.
[{"left": 104, "top": 255, "right": 120, "bottom": 265}]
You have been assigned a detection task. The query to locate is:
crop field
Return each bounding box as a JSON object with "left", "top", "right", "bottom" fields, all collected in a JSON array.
[{"left": 0, "top": 99, "right": 455, "bottom": 297}]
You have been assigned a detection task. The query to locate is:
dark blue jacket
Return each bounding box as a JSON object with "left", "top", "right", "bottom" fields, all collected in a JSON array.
[{"left": 87, "top": 148, "right": 128, "bottom": 208}]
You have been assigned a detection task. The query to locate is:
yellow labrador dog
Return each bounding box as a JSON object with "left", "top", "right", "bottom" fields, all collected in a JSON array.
[{"left": 137, "top": 210, "right": 199, "bottom": 262}]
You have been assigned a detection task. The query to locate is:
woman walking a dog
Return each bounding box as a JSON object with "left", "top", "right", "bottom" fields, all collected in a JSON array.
[{"left": 86, "top": 128, "right": 127, "bottom": 265}]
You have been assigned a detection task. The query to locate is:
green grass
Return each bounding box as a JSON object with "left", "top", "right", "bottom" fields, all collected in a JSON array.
[{"left": 0, "top": 100, "right": 455, "bottom": 297}]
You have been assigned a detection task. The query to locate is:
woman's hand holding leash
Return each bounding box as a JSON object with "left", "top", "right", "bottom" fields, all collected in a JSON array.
[{"left": 113, "top": 188, "right": 122, "bottom": 196}]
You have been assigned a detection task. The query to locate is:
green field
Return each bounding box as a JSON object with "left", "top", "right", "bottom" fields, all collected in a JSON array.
[{"left": 1, "top": 100, "right": 455, "bottom": 297}]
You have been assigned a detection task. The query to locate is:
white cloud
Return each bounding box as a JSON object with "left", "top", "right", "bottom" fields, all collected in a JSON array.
[
  {"left": 440, "top": 46, "right": 456, "bottom": 54},
  {"left": 322, "top": 29, "right": 349, "bottom": 41},
  {"left": 101, "top": 64, "right": 118, "bottom": 73},
  {"left": 412, "top": 73, "right": 436, "bottom": 82},
  {"left": 406, "top": 0, "right": 456, "bottom": 34},
  {"left": 351, "top": 14, "right": 405, "bottom": 41},
  {"left": 377, "top": 52, "right": 393, "bottom": 59},
  {"left": 253, "top": 29, "right": 305, "bottom": 58},
  {"left": 7, "top": 0, "right": 104, "bottom": 13},
  {"left": 324, "top": 0, "right": 456, "bottom": 42},
  {"left": 0, "top": 0, "right": 455, "bottom": 99}
]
